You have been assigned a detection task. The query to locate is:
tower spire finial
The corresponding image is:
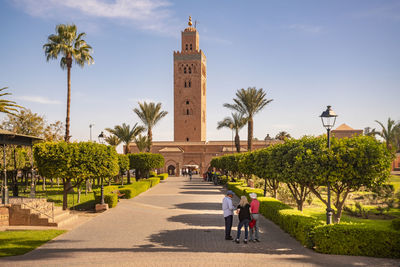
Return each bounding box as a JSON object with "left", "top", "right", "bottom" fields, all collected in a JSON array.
[{"left": 188, "top": 16, "right": 193, "bottom": 26}]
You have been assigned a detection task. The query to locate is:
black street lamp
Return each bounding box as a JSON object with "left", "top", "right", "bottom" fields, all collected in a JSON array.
[
  {"left": 320, "top": 105, "right": 338, "bottom": 225},
  {"left": 98, "top": 131, "right": 105, "bottom": 205}
]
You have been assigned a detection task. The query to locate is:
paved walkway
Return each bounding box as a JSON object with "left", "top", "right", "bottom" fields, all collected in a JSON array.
[{"left": 1, "top": 176, "right": 399, "bottom": 266}]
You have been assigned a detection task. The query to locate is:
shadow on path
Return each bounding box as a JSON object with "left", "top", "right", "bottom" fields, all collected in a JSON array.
[{"left": 173, "top": 202, "right": 221, "bottom": 211}]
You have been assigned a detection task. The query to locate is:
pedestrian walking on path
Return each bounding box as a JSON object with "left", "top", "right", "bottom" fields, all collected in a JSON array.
[
  {"left": 235, "top": 196, "right": 251, "bottom": 244},
  {"left": 189, "top": 169, "right": 192, "bottom": 180},
  {"left": 222, "top": 190, "right": 235, "bottom": 240},
  {"left": 249, "top": 192, "right": 260, "bottom": 242}
]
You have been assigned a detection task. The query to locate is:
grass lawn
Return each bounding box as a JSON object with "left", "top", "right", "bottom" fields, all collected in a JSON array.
[{"left": 0, "top": 230, "right": 66, "bottom": 257}]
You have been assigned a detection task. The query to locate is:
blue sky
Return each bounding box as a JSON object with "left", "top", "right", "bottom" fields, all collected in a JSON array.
[{"left": 1, "top": 0, "right": 399, "bottom": 150}]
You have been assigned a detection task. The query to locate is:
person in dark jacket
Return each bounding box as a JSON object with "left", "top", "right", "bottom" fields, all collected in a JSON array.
[{"left": 235, "top": 196, "right": 251, "bottom": 244}]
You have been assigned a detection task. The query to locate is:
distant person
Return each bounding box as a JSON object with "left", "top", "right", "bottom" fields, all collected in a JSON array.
[
  {"left": 222, "top": 190, "right": 235, "bottom": 240},
  {"left": 249, "top": 193, "right": 260, "bottom": 242},
  {"left": 235, "top": 196, "right": 251, "bottom": 244},
  {"left": 188, "top": 169, "right": 192, "bottom": 180}
]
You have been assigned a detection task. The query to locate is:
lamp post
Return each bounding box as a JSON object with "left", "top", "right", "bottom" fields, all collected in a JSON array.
[
  {"left": 89, "top": 124, "right": 95, "bottom": 141},
  {"left": 98, "top": 131, "right": 105, "bottom": 205},
  {"left": 319, "top": 105, "right": 338, "bottom": 225}
]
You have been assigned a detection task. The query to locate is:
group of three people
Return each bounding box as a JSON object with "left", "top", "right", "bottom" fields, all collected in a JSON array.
[{"left": 222, "top": 191, "right": 260, "bottom": 243}]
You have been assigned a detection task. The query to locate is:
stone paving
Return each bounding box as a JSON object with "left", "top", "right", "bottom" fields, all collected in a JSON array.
[{"left": 1, "top": 176, "right": 399, "bottom": 266}]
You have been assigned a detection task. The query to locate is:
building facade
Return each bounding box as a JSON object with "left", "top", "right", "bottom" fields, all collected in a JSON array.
[{"left": 128, "top": 17, "right": 276, "bottom": 175}]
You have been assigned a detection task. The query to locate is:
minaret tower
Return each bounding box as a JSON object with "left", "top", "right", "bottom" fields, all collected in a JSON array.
[{"left": 173, "top": 16, "right": 207, "bottom": 142}]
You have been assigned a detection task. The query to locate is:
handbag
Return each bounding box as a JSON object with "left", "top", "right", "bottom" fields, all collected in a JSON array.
[{"left": 249, "top": 219, "right": 256, "bottom": 229}]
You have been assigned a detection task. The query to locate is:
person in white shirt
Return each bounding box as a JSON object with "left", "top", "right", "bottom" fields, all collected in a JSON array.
[{"left": 222, "top": 190, "right": 235, "bottom": 240}]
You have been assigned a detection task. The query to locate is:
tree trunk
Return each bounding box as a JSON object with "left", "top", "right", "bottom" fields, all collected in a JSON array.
[
  {"left": 121, "top": 172, "right": 124, "bottom": 186},
  {"left": 42, "top": 177, "right": 46, "bottom": 191},
  {"left": 65, "top": 60, "right": 72, "bottom": 142},
  {"left": 248, "top": 117, "right": 253, "bottom": 151},
  {"left": 77, "top": 188, "right": 81, "bottom": 204},
  {"left": 62, "top": 179, "right": 69, "bottom": 210},
  {"left": 235, "top": 131, "right": 240, "bottom": 152},
  {"left": 147, "top": 128, "right": 152, "bottom": 152}
]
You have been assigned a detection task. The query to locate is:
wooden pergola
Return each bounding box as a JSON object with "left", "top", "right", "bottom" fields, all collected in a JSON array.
[{"left": 0, "top": 129, "right": 42, "bottom": 204}]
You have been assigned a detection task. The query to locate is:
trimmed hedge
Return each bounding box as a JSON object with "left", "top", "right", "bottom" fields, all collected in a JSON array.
[
  {"left": 227, "top": 182, "right": 400, "bottom": 258},
  {"left": 314, "top": 224, "right": 400, "bottom": 258},
  {"left": 157, "top": 173, "right": 168, "bottom": 180},
  {"left": 148, "top": 177, "right": 160, "bottom": 187},
  {"left": 104, "top": 193, "right": 118, "bottom": 208}
]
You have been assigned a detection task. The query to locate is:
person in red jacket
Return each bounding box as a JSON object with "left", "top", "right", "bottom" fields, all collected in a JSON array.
[{"left": 249, "top": 193, "right": 260, "bottom": 242}]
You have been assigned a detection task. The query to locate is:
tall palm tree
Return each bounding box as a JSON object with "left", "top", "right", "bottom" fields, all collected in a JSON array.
[
  {"left": 373, "top": 118, "right": 400, "bottom": 151},
  {"left": 223, "top": 87, "right": 273, "bottom": 151},
  {"left": 105, "top": 123, "right": 144, "bottom": 154},
  {"left": 43, "top": 24, "right": 94, "bottom": 142},
  {"left": 275, "top": 131, "right": 291, "bottom": 141},
  {"left": 0, "top": 87, "right": 22, "bottom": 116},
  {"left": 217, "top": 113, "right": 247, "bottom": 152},
  {"left": 135, "top": 135, "right": 151, "bottom": 152},
  {"left": 104, "top": 134, "right": 121, "bottom": 147},
  {"left": 133, "top": 101, "right": 168, "bottom": 151}
]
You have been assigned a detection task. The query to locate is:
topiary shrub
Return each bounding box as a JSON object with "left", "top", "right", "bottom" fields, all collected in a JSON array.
[
  {"left": 118, "top": 187, "right": 138, "bottom": 199},
  {"left": 157, "top": 173, "right": 168, "bottom": 180},
  {"left": 104, "top": 193, "right": 118, "bottom": 208},
  {"left": 149, "top": 171, "right": 157, "bottom": 177},
  {"left": 148, "top": 177, "right": 160, "bottom": 187},
  {"left": 314, "top": 224, "right": 400, "bottom": 258}
]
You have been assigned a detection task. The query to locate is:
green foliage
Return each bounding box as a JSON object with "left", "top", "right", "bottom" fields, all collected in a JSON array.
[
  {"left": 106, "top": 123, "right": 144, "bottom": 154},
  {"left": 128, "top": 153, "right": 164, "bottom": 178},
  {"left": 148, "top": 177, "right": 160, "bottom": 187},
  {"left": 117, "top": 154, "right": 129, "bottom": 172},
  {"left": 104, "top": 193, "right": 118, "bottom": 208},
  {"left": 392, "top": 218, "right": 400, "bottom": 231},
  {"left": 149, "top": 171, "right": 157, "bottom": 177},
  {"left": 314, "top": 224, "right": 400, "bottom": 258},
  {"left": 0, "top": 86, "right": 22, "bottom": 116},
  {"left": 156, "top": 173, "right": 168, "bottom": 180}
]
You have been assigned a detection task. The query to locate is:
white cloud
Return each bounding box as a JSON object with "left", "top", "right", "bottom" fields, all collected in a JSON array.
[
  {"left": 11, "top": 0, "right": 178, "bottom": 35},
  {"left": 17, "top": 95, "right": 62, "bottom": 104},
  {"left": 287, "top": 24, "right": 322, "bottom": 34}
]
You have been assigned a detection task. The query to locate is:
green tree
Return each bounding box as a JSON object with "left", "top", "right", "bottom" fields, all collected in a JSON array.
[
  {"left": 135, "top": 134, "right": 151, "bottom": 152},
  {"left": 217, "top": 113, "right": 247, "bottom": 152},
  {"left": 106, "top": 123, "right": 144, "bottom": 154},
  {"left": 0, "top": 87, "right": 22, "bottom": 116},
  {"left": 1, "top": 109, "right": 46, "bottom": 137},
  {"left": 129, "top": 153, "right": 164, "bottom": 180},
  {"left": 104, "top": 134, "right": 121, "bottom": 147},
  {"left": 253, "top": 147, "right": 280, "bottom": 198},
  {"left": 224, "top": 87, "right": 273, "bottom": 151},
  {"left": 275, "top": 131, "right": 291, "bottom": 141},
  {"left": 34, "top": 142, "right": 119, "bottom": 210},
  {"left": 308, "top": 135, "right": 393, "bottom": 223},
  {"left": 117, "top": 154, "right": 129, "bottom": 186},
  {"left": 133, "top": 101, "right": 168, "bottom": 152},
  {"left": 43, "top": 24, "right": 94, "bottom": 142},
  {"left": 44, "top": 121, "right": 64, "bottom": 141},
  {"left": 372, "top": 118, "right": 400, "bottom": 151}
]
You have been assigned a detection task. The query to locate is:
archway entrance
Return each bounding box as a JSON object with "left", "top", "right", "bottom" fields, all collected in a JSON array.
[{"left": 167, "top": 165, "right": 176, "bottom": 176}]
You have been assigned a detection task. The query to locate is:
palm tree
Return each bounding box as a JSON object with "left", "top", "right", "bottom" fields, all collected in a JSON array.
[
  {"left": 43, "top": 24, "right": 94, "bottom": 142},
  {"left": 217, "top": 113, "right": 247, "bottom": 152},
  {"left": 223, "top": 87, "right": 273, "bottom": 151},
  {"left": 133, "top": 101, "right": 168, "bottom": 151},
  {"left": 373, "top": 118, "right": 400, "bottom": 151},
  {"left": 135, "top": 135, "right": 151, "bottom": 152},
  {"left": 275, "top": 131, "right": 291, "bottom": 141},
  {"left": 0, "top": 87, "right": 22, "bottom": 116},
  {"left": 105, "top": 123, "right": 144, "bottom": 154},
  {"left": 104, "top": 134, "right": 121, "bottom": 147},
  {"left": 106, "top": 123, "right": 144, "bottom": 184}
]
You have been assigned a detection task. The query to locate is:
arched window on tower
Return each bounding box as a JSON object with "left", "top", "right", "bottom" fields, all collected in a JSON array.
[
  {"left": 188, "top": 67, "right": 191, "bottom": 74},
  {"left": 185, "top": 44, "right": 188, "bottom": 50},
  {"left": 186, "top": 109, "right": 190, "bottom": 115},
  {"left": 184, "top": 81, "right": 187, "bottom": 88},
  {"left": 190, "top": 44, "right": 192, "bottom": 50},
  {"left": 186, "top": 100, "right": 189, "bottom": 105},
  {"left": 184, "top": 67, "right": 187, "bottom": 74},
  {"left": 186, "top": 138, "right": 189, "bottom": 142},
  {"left": 188, "top": 80, "right": 191, "bottom": 87}
]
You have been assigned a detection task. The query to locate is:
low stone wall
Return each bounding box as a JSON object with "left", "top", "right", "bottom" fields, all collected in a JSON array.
[{"left": 0, "top": 206, "right": 9, "bottom": 226}]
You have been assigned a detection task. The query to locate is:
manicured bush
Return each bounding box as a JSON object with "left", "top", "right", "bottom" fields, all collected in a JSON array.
[
  {"left": 124, "top": 181, "right": 151, "bottom": 195},
  {"left": 104, "top": 193, "right": 118, "bottom": 208},
  {"left": 118, "top": 188, "right": 137, "bottom": 199},
  {"left": 148, "top": 177, "right": 160, "bottom": 187},
  {"left": 392, "top": 218, "right": 400, "bottom": 231},
  {"left": 149, "top": 171, "right": 157, "bottom": 177},
  {"left": 314, "top": 224, "right": 400, "bottom": 258},
  {"left": 157, "top": 173, "right": 168, "bottom": 180}
]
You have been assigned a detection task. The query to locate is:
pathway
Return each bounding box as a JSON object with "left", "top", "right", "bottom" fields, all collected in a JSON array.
[{"left": 1, "top": 176, "right": 399, "bottom": 266}]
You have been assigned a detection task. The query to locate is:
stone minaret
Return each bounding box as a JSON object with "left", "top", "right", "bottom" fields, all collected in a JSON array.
[{"left": 173, "top": 16, "right": 207, "bottom": 142}]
